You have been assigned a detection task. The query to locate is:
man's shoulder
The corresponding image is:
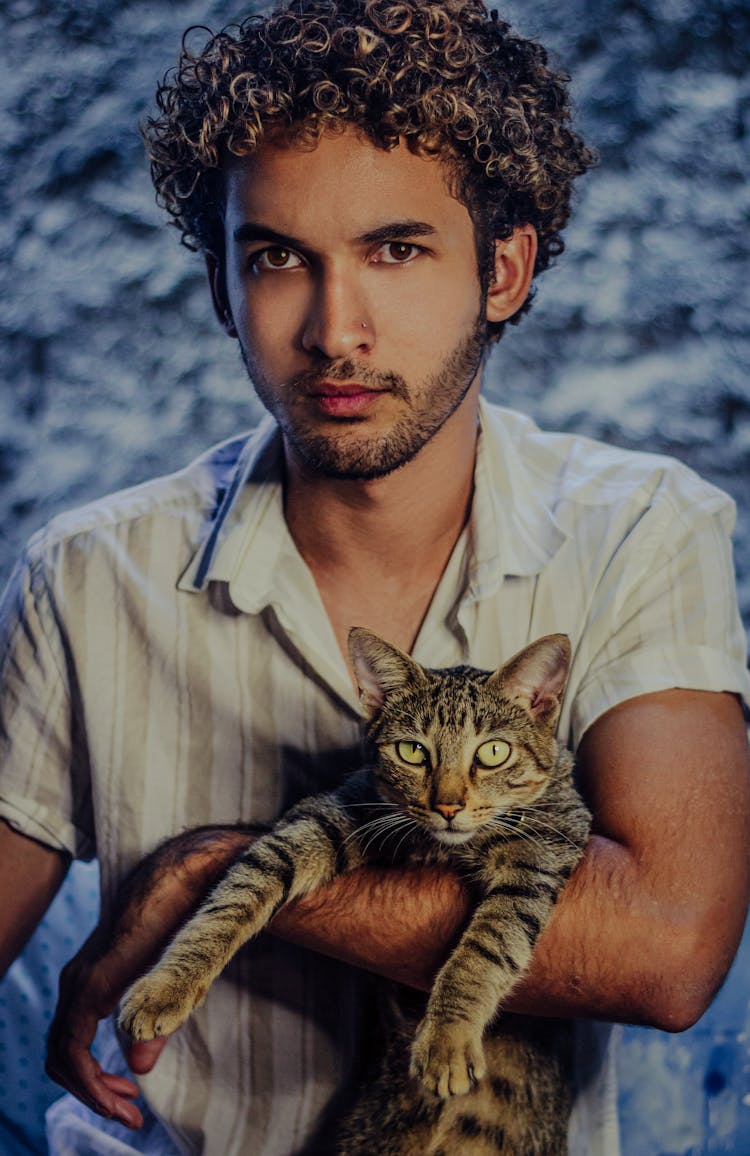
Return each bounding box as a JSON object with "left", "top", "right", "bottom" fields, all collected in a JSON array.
[
  {"left": 22, "top": 428, "right": 262, "bottom": 580},
  {"left": 482, "top": 401, "right": 734, "bottom": 525}
]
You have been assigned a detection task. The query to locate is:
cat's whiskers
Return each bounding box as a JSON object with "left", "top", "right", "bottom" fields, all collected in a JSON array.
[
  {"left": 486, "top": 814, "right": 552, "bottom": 858},
  {"left": 520, "top": 808, "right": 584, "bottom": 852},
  {"left": 389, "top": 818, "right": 422, "bottom": 861},
  {"left": 337, "top": 804, "right": 397, "bottom": 813},
  {"left": 353, "top": 812, "right": 415, "bottom": 858},
  {"left": 340, "top": 812, "right": 402, "bottom": 854},
  {"left": 361, "top": 818, "right": 416, "bottom": 859},
  {"left": 346, "top": 811, "right": 405, "bottom": 839}
]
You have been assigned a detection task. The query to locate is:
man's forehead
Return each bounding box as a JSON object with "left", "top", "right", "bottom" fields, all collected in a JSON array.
[{"left": 222, "top": 127, "right": 467, "bottom": 238}]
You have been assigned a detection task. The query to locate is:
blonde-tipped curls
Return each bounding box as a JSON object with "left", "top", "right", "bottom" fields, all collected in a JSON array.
[{"left": 144, "top": 0, "right": 596, "bottom": 340}]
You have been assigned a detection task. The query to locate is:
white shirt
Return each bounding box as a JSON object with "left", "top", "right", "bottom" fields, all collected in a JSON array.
[{"left": 1, "top": 399, "right": 748, "bottom": 1155}]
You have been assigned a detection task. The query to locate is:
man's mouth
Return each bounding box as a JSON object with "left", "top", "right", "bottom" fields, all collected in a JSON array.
[{"left": 306, "top": 381, "right": 384, "bottom": 417}]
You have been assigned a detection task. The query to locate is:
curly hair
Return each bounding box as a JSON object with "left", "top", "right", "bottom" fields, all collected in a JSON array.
[{"left": 144, "top": 0, "right": 596, "bottom": 340}]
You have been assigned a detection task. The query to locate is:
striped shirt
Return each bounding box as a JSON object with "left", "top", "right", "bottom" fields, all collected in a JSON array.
[{"left": 2, "top": 399, "right": 748, "bottom": 1155}]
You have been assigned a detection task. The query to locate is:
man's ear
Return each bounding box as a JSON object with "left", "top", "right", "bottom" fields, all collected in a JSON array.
[
  {"left": 205, "top": 251, "right": 238, "bottom": 338},
  {"left": 485, "top": 225, "right": 538, "bottom": 325}
]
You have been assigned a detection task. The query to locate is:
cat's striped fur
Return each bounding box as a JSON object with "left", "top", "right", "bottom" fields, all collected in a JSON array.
[{"left": 120, "top": 630, "right": 591, "bottom": 1154}]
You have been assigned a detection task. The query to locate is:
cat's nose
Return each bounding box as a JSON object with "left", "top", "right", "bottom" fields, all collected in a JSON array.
[{"left": 434, "top": 802, "right": 465, "bottom": 822}]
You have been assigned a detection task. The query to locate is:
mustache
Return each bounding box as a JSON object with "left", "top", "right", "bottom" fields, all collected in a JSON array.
[{"left": 288, "top": 359, "right": 410, "bottom": 401}]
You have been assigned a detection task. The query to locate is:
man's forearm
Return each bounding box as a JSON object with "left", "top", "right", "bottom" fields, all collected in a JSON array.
[
  {"left": 102, "top": 823, "right": 728, "bottom": 1034},
  {"left": 131, "top": 828, "right": 688, "bottom": 1026},
  {"left": 0, "top": 819, "right": 68, "bottom": 978},
  {"left": 269, "top": 832, "right": 731, "bottom": 1031},
  {"left": 271, "top": 859, "right": 470, "bottom": 990},
  {"left": 102, "top": 825, "right": 463, "bottom": 993}
]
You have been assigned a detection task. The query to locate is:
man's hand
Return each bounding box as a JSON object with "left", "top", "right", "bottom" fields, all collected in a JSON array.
[
  {"left": 45, "top": 826, "right": 256, "bottom": 1128},
  {"left": 46, "top": 923, "right": 162, "bottom": 1129}
]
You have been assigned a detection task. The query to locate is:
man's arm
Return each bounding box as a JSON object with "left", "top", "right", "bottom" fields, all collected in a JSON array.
[
  {"left": 275, "top": 688, "right": 750, "bottom": 1028},
  {"left": 47, "top": 687, "right": 750, "bottom": 1128},
  {"left": 508, "top": 687, "right": 750, "bottom": 1027},
  {"left": 0, "top": 819, "right": 69, "bottom": 976}
]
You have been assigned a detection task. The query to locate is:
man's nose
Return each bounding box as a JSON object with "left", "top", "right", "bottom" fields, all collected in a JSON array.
[{"left": 301, "top": 269, "right": 374, "bottom": 360}]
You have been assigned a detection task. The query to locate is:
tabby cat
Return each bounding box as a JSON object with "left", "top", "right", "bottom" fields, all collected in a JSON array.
[{"left": 120, "top": 630, "right": 591, "bottom": 1155}]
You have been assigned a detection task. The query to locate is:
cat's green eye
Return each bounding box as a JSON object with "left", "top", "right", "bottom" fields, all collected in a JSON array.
[
  {"left": 396, "top": 741, "right": 428, "bottom": 766},
  {"left": 475, "top": 739, "right": 512, "bottom": 768}
]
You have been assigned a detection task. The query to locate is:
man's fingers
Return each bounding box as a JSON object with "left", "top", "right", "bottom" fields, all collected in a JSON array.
[
  {"left": 99, "top": 1072, "right": 145, "bottom": 1129},
  {"left": 126, "top": 1035, "right": 169, "bottom": 1074},
  {"left": 46, "top": 1041, "right": 144, "bottom": 1129},
  {"left": 99, "top": 1072, "right": 142, "bottom": 1097},
  {"left": 46, "top": 998, "right": 144, "bottom": 1130}
]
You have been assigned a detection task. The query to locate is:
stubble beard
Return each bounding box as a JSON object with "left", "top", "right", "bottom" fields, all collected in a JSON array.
[{"left": 240, "top": 312, "right": 488, "bottom": 481}]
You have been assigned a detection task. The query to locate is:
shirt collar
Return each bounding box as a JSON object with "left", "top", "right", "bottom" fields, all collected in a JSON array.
[
  {"left": 178, "top": 414, "right": 283, "bottom": 596},
  {"left": 465, "top": 398, "right": 568, "bottom": 601},
  {"left": 179, "top": 399, "right": 569, "bottom": 606}
]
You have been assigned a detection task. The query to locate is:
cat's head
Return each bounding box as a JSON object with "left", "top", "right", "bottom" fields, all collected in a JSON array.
[{"left": 348, "top": 629, "right": 571, "bottom": 846}]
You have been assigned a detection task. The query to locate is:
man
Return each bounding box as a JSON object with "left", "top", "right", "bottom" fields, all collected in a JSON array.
[{"left": 1, "top": 1, "right": 748, "bottom": 1153}]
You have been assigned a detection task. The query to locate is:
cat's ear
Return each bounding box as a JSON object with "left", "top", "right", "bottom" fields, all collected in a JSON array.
[
  {"left": 348, "top": 628, "right": 426, "bottom": 717},
  {"left": 492, "top": 634, "right": 571, "bottom": 729}
]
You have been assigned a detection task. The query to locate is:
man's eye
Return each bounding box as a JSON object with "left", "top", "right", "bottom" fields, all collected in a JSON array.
[
  {"left": 250, "top": 247, "right": 303, "bottom": 271},
  {"left": 376, "top": 242, "right": 421, "bottom": 265}
]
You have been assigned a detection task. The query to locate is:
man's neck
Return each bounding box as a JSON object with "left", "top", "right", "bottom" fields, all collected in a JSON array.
[
  {"left": 284, "top": 391, "right": 480, "bottom": 582},
  {"left": 281, "top": 389, "right": 480, "bottom": 659}
]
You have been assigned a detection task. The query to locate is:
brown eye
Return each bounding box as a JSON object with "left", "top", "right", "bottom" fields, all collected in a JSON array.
[
  {"left": 378, "top": 242, "right": 419, "bottom": 264},
  {"left": 266, "top": 247, "right": 290, "bottom": 267},
  {"left": 251, "top": 247, "right": 302, "bottom": 271},
  {"left": 475, "top": 739, "right": 511, "bottom": 768},
  {"left": 396, "top": 741, "right": 427, "bottom": 766}
]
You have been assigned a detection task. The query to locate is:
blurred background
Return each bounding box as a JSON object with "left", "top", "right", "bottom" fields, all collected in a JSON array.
[{"left": 0, "top": 0, "right": 748, "bottom": 1151}]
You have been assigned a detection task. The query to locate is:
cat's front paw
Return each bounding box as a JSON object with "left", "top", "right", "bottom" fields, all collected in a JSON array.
[
  {"left": 410, "top": 1018, "right": 486, "bottom": 1098},
  {"left": 118, "top": 969, "right": 208, "bottom": 1041}
]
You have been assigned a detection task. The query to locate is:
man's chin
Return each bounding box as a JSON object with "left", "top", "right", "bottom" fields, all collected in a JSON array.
[{"left": 286, "top": 428, "right": 430, "bottom": 482}]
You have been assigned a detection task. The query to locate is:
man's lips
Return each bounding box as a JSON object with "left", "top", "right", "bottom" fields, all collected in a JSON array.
[
  {"left": 306, "top": 381, "right": 385, "bottom": 416},
  {"left": 309, "top": 381, "right": 382, "bottom": 396}
]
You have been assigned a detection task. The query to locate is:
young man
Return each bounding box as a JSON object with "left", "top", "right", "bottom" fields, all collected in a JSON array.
[{"left": 1, "top": 2, "right": 748, "bottom": 1153}]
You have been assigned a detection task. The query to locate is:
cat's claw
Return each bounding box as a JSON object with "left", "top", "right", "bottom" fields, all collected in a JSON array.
[
  {"left": 118, "top": 971, "right": 207, "bottom": 1041},
  {"left": 410, "top": 1020, "right": 486, "bottom": 1098}
]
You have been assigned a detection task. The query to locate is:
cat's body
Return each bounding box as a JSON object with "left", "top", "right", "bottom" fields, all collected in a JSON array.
[
  {"left": 334, "top": 997, "right": 575, "bottom": 1155},
  {"left": 120, "top": 631, "right": 591, "bottom": 1155}
]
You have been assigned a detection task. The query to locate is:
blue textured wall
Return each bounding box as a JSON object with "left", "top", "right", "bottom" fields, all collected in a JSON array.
[{"left": 1, "top": 0, "right": 748, "bottom": 1151}]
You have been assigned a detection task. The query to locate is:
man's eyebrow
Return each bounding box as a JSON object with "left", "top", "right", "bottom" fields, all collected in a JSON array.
[
  {"left": 356, "top": 221, "right": 437, "bottom": 245},
  {"left": 233, "top": 222, "right": 307, "bottom": 248},
  {"left": 233, "top": 220, "right": 438, "bottom": 249}
]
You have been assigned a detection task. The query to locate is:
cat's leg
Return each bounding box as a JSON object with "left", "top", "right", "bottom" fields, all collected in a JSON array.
[
  {"left": 412, "top": 782, "right": 590, "bottom": 1100},
  {"left": 119, "top": 796, "right": 362, "bottom": 1040},
  {"left": 409, "top": 885, "right": 557, "bottom": 1098}
]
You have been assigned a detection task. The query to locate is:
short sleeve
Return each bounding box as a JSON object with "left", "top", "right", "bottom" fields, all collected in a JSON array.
[
  {"left": 569, "top": 478, "right": 750, "bottom": 749},
  {"left": 0, "top": 541, "right": 95, "bottom": 859}
]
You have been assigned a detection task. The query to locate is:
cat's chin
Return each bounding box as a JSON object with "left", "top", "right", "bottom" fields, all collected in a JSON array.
[{"left": 430, "top": 828, "right": 476, "bottom": 846}]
